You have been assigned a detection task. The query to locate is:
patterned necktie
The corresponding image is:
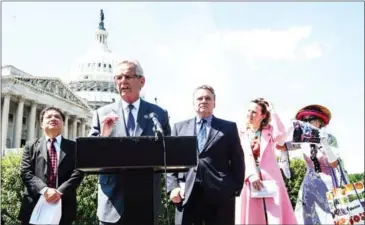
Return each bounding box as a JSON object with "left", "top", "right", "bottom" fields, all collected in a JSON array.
[
  {"left": 197, "top": 119, "right": 207, "bottom": 153},
  {"left": 127, "top": 104, "right": 135, "bottom": 136},
  {"left": 47, "top": 138, "right": 57, "bottom": 188}
]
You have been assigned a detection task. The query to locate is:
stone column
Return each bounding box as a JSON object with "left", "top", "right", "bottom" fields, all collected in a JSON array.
[
  {"left": 80, "top": 119, "right": 86, "bottom": 137},
  {"left": 37, "top": 104, "right": 46, "bottom": 138},
  {"left": 14, "top": 97, "right": 25, "bottom": 148},
  {"left": 72, "top": 117, "right": 78, "bottom": 140},
  {"left": 2, "top": 94, "right": 11, "bottom": 152},
  {"left": 63, "top": 113, "right": 69, "bottom": 138},
  {"left": 27, "top": 101, "right": 37, "bottom": 141}
]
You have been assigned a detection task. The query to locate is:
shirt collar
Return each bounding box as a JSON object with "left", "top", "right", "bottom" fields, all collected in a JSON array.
[
  {"left": 196, "top": 115, "right": 213, "bottom": 125},
  {"left": 45, "top": 134, "right": 62, "bottom": 144},
  {"left": 121, "top": 97, "right": 141, "bottom": 112}
]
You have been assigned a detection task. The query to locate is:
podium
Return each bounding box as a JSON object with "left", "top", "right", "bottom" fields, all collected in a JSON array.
[{"left": 75, "top": 136, "right": 197, "bottom": 225}]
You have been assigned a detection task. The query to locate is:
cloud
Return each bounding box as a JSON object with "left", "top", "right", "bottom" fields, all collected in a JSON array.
[
  {"left": 144, "top": 24, "right": 326, "bottom": 126},
  {"left": 207, "top": 26, "right": 323, "bottom": 61},
  {"left": 301, "top": 42, "right": 323, "bottom": 59}
]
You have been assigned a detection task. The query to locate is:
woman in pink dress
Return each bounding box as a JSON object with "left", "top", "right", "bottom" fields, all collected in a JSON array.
[{"left": 235, "top": 98, "right": 297, "bottom": 225}]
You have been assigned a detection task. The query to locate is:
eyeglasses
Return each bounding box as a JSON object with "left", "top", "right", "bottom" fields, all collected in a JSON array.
[
  {"left": 310, "top": 144, "right": 322, "bottom": 173},
  {"left": 114, "top": 74, "right": 141, "bottom": 81}
]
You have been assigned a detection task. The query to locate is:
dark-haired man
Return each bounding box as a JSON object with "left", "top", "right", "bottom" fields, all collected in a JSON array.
[{"left": 19, "top": 107, "right": 84, "bottom": 225}]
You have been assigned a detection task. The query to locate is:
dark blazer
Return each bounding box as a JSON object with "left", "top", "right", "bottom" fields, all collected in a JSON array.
[
  {"left": 167, "top": 116, "right": 245, "bottom": 205},
  {"left": 88, "top": 98, "right": 171, "bottom": 223},
  {"left": 18, "top": 136, "right": 84, "bottom": 223}
]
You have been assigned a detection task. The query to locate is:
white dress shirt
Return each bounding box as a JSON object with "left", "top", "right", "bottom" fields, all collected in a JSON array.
[
  {"left": 120, "top": 98, "right": 141, "bottom": 134},
  {"left": 39, "top": 134, "right": 62, "bottom": 194}
]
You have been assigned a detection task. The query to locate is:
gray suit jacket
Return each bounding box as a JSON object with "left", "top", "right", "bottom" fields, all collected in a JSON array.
[
  {"left": 88, "top": 98, "right": 171, "bottom": 223},
  {"left": 167, "top": 116, "right": 245, "bottom": 206}
]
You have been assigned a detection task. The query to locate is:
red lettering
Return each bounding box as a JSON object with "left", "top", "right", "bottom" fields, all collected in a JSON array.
[
  {"left": 360, "top": 212, "right": 365, "bottom": 220},
  {"left": 354, "top": 215, "right": 360, "bottom": 222}
]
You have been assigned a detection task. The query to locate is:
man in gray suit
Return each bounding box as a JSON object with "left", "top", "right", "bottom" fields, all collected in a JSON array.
[
  {"left": 167, "top": 85, "right": 245, "bottom": 225},
  {"left": 89, "top": 60, "right": 171, "bottom": 225}
]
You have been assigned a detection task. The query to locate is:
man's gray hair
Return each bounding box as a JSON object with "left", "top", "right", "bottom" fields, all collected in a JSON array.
[
  {"left": 194, "top": 85, "right": 216, "bottom": 100},
  {"left": 117, "top": 60, "right": 144, "bottom": 77}
]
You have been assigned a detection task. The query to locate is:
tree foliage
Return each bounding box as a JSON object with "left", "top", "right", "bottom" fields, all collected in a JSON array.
[
  {"left": 75, "top": 175, "right": 98, "bottom": 225},
  {"left": 349, "top": 172, "right": 365, "bottom": 183},
  {"left": 1, "top": 153, "right": 23, "bottom": 225},
  {"left": 1, "top": 152, "right": 175, "bottom": 225},
  {"left": 281, "top": 158, "right": 307, "bottom": 208}
]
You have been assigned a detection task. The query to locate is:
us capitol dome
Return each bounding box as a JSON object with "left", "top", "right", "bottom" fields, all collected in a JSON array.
[{"left": 68, "top": 10, "right": 120, "bottom": 110}]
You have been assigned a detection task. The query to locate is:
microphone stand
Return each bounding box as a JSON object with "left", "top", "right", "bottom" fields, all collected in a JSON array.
[
  {"left": 152, "top": 122, "right": 170, "bottom": 224},
  {"left": 151, "top": 97, "right": 171, "bottom": 224}
]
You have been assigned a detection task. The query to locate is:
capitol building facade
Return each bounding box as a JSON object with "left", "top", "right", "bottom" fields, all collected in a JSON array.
[{"left": 1, "top": 10, "right": 122, "bottom": 155}]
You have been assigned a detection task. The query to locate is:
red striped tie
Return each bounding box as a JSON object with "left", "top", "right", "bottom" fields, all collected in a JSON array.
[{"left": 47, "top": 138, "right": 57, "bottom": 188}]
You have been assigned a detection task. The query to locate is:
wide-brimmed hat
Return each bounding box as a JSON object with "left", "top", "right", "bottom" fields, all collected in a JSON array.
[{"left": 295, "top": 104, "right": 332, "bottom": 125}]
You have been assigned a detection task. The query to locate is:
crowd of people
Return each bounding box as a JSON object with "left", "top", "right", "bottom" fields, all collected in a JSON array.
[{"left": 18, "top": 60, "right": 349, "bottom": 225}]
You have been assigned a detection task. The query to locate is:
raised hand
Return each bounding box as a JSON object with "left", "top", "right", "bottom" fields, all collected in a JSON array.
[{"left": 101, "top": 112, "right": 119, "bottom": 137}]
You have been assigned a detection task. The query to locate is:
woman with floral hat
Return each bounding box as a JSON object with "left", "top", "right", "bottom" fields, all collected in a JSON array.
[{"left": 276, "top": 104, "right": 349, "bottom": 224}]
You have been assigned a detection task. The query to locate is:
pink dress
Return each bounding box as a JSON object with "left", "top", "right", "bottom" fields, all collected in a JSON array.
[{"left": 235, "top": 112, "right": 298, "bottom": 224}]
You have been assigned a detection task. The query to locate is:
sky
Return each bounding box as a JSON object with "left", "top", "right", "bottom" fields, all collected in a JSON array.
[{"left": 2, "top": 2, "right": 364, "bottom": 173}]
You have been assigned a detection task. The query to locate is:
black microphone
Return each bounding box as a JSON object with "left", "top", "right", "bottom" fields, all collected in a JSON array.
[{"left": 146, "top": 112, "right": 164, "bottom": 135}]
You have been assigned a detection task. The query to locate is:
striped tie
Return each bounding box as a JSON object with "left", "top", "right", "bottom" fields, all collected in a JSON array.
[
  {"left": 47, "top": 138, "right": 57, "bottom": 188},
  {"left": 197, "top": 119, "right": 207, "bottom": 153},
  {"left": 127, "top": 104, "right": 135, "bottom": 136}
]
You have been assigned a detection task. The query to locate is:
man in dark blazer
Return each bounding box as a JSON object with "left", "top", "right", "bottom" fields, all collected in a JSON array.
[
  {"left": 19, "top": 107, "right": 84, "bottom": 225},
  {"left": 167, "top": 85, "right": 245, "bottom": 225},
  {"left": 88, "top": 60, "right": 171, "bottom": 225}
]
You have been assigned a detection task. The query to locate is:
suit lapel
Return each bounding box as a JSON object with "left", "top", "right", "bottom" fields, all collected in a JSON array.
[
  {"left": 135, "top": 100, "right": 148, "bottom": 137},
  {"left": 201, "top": 117, "right": 220, "bottom": 153},
  {"left": 39, "top": 137, "right": 48, "bottom": 177},
  {"left": 40, "top": 136, "right": 48, "bottom": 162},
  {"left": 182, "top": 119, "right": 197, "bottom": 159},
  {"left": 184, "top": 118, "right": 196, "bottom": 136},
  {"left": 111, "top": 100, "right": 127, "bottom": 137},
  {"left": 59, "top": 137, "right": 67, "bottom": 166}
]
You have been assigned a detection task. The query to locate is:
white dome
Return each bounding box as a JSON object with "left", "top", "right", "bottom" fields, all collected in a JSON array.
[
  {"left": 71, "top": 29, "right": 119, "bottom": 82},
  {"left": 69, "top": 10, "right": 121, "bottom": 110}
]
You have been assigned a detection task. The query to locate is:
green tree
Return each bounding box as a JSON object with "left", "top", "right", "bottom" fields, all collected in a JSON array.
[
  {"left": 158, "top": 175, "right": 175, "bottom": 225},
  {"left": 281, "top": 158, "right": 306, "bottom": 208},
  {"left": 75, "top": 175, "right": 98, "bottom": 225},
  {"left": 1, "top": 152, "right": 176, "bottom": 224},
  {"left": 348, "top": 172, "right": 365, "bottom": 183},
  {"left": 1, "top": 153, "right": 23, "bottom": 225}
]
